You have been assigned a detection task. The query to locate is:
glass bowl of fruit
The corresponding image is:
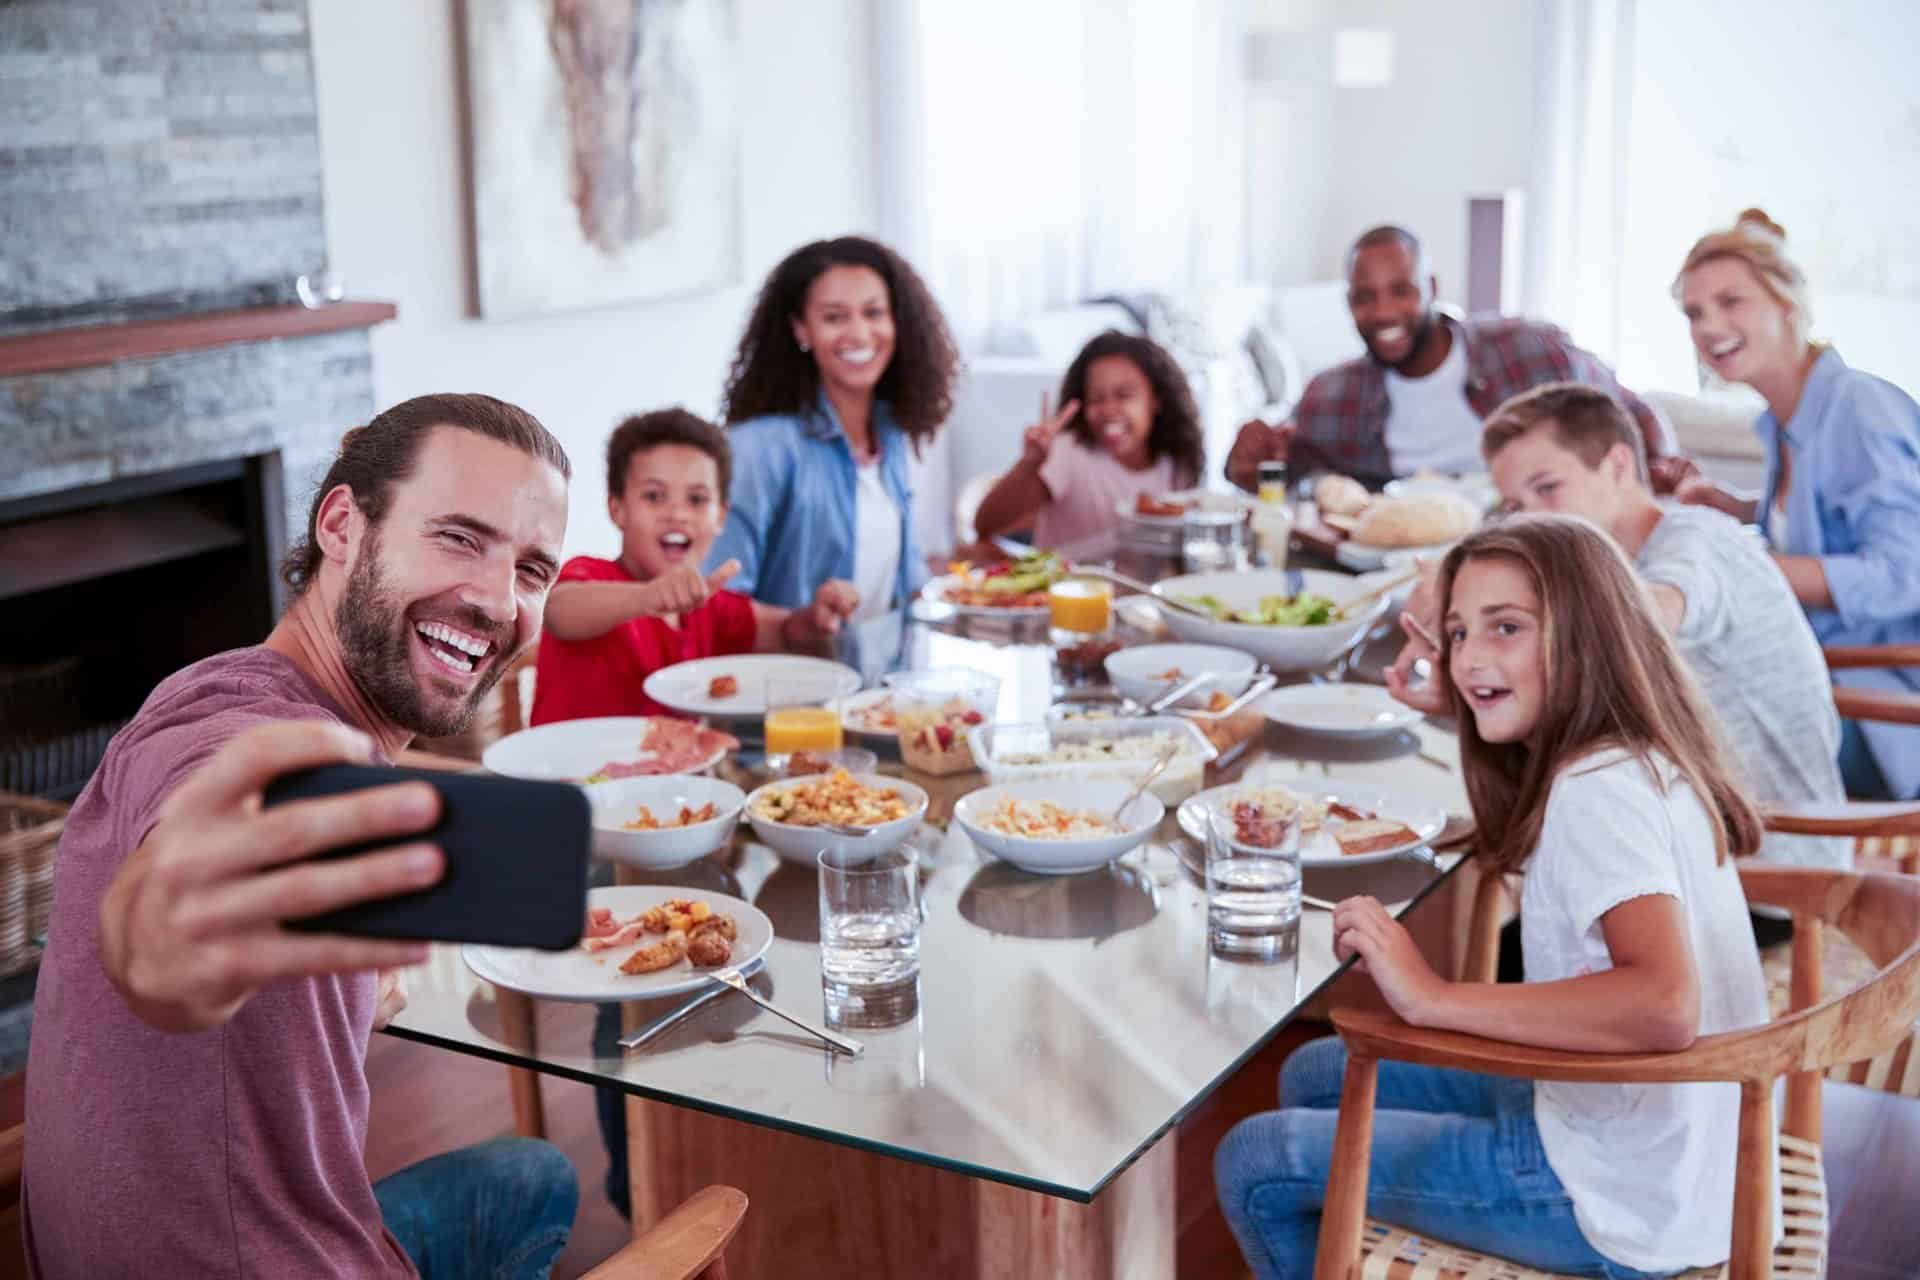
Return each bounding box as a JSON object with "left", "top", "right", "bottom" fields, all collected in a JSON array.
[{"left": 883, "top": 668, "right": 1001, "bottom": 777}]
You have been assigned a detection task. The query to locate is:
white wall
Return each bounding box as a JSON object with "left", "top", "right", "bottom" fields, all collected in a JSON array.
[
  {"left": 307, "top": 0, "right": 882, "bottom": 560},
  {"left": 1245, "top": 0, "right": 1540, "bottom": 295}
]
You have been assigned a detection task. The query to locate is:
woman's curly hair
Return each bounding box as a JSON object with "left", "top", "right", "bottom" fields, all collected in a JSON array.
[
  {"left": 721, "top": 236, "right": 960, "bottom": 448},
  {"left": 1058, "top": 330, "right": 1205, "bottom": 482}
]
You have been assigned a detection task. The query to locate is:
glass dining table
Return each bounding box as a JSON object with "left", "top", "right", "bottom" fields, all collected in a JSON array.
[{"left": 387, "top": 528, "right": 1476, "bottom": 1278}]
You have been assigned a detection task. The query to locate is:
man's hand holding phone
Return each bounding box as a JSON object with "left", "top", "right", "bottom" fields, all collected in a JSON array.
[{"left": 100, "top": 721, "right": 445, "bottom": 1034}]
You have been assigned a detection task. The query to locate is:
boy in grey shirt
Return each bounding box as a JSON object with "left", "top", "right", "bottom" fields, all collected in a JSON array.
[{"left": 1389, "top": 382, "right": 1847, "bottom": 876}]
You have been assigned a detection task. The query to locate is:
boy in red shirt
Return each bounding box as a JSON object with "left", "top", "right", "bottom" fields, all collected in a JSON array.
[{"left": 530, "top": 409, "right": 858, "bottom": 725}]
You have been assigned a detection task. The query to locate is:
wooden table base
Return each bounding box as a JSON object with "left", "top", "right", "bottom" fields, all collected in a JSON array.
[{"left": 621, "top": 1085, "right": 1174, "bottom": 1279}]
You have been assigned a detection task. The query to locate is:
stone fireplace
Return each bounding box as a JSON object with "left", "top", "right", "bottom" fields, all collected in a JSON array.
[{"left": 0, "top": 0, "right": 390, "bottom": 801}]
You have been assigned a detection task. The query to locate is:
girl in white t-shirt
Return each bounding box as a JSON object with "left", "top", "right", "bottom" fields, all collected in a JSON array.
[
  {"left": 1216, "top": 513, "right": 1772, "bottom": 1279},
  {"left": 973, "top": 331, "right": 1204, "bottom": 549}
]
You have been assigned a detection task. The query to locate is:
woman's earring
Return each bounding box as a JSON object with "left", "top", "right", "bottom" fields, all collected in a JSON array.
[{"left": 797, "top": 337, "right": 811, "bottom": 353}]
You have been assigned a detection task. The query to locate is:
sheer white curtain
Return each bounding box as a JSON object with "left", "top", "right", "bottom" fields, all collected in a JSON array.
[
  {"left": 1522, "top": 0, "right": 1636, "bottom": 359},
  {"left": 877, "top": 0, "right": 1246, "bottom": 351}
]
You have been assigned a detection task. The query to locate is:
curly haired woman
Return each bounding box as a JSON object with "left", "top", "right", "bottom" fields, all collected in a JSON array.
[{"left": 706, "top": 236, "right": 960, "bottom": 620}]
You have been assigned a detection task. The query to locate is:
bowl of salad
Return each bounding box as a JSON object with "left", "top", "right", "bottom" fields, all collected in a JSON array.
[
  {"left": 924, "top": 549, "right": 1068, "bottom": 614},
  {"left": 1150, "top": 569, "right": 1388, "bottom": 671}
]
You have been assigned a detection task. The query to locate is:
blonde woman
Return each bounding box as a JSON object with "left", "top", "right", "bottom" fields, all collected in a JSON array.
[{"left": 1671, "top": 209, "right": 1920, "bottom": 800}]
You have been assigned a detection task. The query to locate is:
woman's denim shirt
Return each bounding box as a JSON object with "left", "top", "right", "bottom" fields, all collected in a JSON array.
[
  {"left": 1756, "top": 346, "right": 1920, "bottom": 797},
  {"left": 707, "top": 391, "right": 926, "bottom": 612}
]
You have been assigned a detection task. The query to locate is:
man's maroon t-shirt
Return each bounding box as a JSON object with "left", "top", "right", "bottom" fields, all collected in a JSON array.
[
  {"left": 529, "top": 554, "right": 757, "bottom": 725},
  {"left": 23, "top": 647, "right": 415, "bottom": 1277}
]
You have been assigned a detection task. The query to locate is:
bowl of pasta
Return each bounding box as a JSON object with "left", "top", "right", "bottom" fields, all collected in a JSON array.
[
  {"left": 952, "top": 778, "right": 1164, "bottom": 875},
  {"left": 743, "top": 769, "right": 930, "bottom": 865}
]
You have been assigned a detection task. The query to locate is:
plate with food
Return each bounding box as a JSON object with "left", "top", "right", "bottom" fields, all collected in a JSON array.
[
  {"left": 744, "top": 769, "right": 929, "bottom": 865},
  {"left": 953, "top": 778, "right": 1163, "bottom": 875},
  {"left": 464, "top": 885, "right": 773, "bottom": 1002},
  {"left": 482, "top": 716, "right": 739, "bottom": 783},
  {"left": 1176, "top": 776, "right": 1446, "bottom": 867},
  {"left": 922, "top": 549, "right": 1069, "bottom": 614},
  {"left": 841, "top": 689, "right": 900, "bottom": 738},
  {"left": 1384, "top": 471, "right": 1500, "bottom": 512},
  {"left": 1115, "top": 488, "right": 1258, "bottom": 529},
  {"left": 642, "top": 654, "right": 862, "bottom": 719},
  {"left": 1102, "top": 643, "right": 1259, "bottom": 709},
  {"left": 1152, "top": 569, "right": 1388, "bottom": 672},
  {"left": 586, "top": 775, "right": 746, "bottom": 869},
  {"left": 1326, "top": 492, "right": 1480, "bottom": 571},
  {"left": 1258, "top": 682, "right": 1424, "bottom": 738}
]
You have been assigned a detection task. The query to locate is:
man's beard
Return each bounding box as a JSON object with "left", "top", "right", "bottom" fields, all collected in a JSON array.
[
  {"left": 1369, "top": 307, "right": 1439, "bottom": 373},
  {"left": 335, "top": 532, "right": 514, "bottom": 739}
]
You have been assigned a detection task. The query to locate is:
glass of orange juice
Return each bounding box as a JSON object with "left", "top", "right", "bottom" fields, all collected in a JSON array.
[
  {"left": 1047, "top": 577, "right": 1112, "bottom": 640},
  {"left": 763, "top": 676, "right": 845, "bottom": 766}
]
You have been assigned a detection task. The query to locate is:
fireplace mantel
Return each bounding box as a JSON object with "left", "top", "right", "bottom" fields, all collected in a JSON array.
[{"left": 0, "top": 300, "right": 398, "bottom": 377}]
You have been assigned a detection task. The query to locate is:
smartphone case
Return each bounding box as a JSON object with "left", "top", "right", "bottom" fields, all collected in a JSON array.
[{"left": 266, "top": 764, "right": 589, "bottom": 951}]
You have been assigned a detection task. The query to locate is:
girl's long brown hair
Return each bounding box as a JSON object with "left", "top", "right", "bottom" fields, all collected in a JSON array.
[{"left": 1438, "top": 514, "right": 1761, "bottom": 873}]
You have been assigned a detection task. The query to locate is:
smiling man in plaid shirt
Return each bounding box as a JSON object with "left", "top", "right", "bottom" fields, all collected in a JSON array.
[{"left": 1228, "top": 226, "right": 1676, "bottom": 492}]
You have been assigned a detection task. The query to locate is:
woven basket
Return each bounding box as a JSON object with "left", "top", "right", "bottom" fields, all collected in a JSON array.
[{"left": 0, "top": 792, "right": 66, "bottom": 977}]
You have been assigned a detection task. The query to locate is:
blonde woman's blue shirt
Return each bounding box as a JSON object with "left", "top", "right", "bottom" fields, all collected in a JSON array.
[
  {"left": 1756, "top": 346, "right": 1920, "bottom": 798},
  {"left": 706, "top": 392, "right": 925, "bottom": 613}
]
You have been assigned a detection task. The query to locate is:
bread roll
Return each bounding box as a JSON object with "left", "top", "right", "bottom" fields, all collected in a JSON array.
[
  {"left": 1332, "top": 819, "right": 1420, "bottom": 856},
  {"left": 1350, "top": 493, "right": 1478, "bottom": 548},
  {"left": 1314, "top": 474, "right": 1371, "bottom": 517}
]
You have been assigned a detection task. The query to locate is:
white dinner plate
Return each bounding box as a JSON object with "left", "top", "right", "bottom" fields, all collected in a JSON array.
[
  {"left": 840, "top": 688, "right": 899, "bottom": 738},
  {"left": 1259, "top": 683, "right": 1424, "bottom": 738},
  {"left": 919, "top": 574, "right": 1054, "bottom": 618},
  {"left": 1384, "top": 474, "right": 1500, "bottom": 512},
  {"left": 1334, "top": 537, "right": 1459, "bottom": 572},
  {"left": 481, "top": 716, "right": 732, "bottom": 783},
  {"left": 463, "top": 885, "right": 773, "bottom": 1002},
  {"left": 1176, "top": 775, "right": 1446, "bottom": 867},
  {"left": 642, "top": 654, "right": 862, "bottom": 718},
  {"left": 1113, "top": 487, "right": 1257, "bottom": 529}
]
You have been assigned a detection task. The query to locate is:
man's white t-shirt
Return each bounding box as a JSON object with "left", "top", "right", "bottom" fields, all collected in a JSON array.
[
  {"left": 1521, "top": 748, "right": 1775, "bottom": 1272},
  {"left": 1383, "top": 330, "right": 1484, "bottom": 475},
  {"left": 851, "top": 461, "right": 900, "bottom": 621}
]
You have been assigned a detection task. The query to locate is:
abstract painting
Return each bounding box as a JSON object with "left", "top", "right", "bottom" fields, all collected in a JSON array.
[{"left": 463, "top": 0, "right": 738, "bottom": 318}]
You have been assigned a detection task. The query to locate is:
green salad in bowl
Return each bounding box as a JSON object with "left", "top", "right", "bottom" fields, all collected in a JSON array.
[{"left": 1177, "top": 592, "right": 1337, "bottom": 627}]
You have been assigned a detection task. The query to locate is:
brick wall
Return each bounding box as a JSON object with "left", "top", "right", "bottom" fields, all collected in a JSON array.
[
  {"left": 0, "top": 0, "right": 373, "bottom": 546},
  {"left": 0, "top": 0, "right": 327, "bottom": 330}
]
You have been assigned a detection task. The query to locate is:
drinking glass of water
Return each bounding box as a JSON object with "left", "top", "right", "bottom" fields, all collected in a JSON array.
[
  {"left": 1204, "top": 796, "right": 1301, "bottom": 960},
  {"left": 818, "top": 845, "right": 920, "bottom": 995}
]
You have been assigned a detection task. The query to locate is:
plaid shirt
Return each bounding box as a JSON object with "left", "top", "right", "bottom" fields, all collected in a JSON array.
[{"left": 1289, "top": 313, "right": 1675, "bottom": 487}]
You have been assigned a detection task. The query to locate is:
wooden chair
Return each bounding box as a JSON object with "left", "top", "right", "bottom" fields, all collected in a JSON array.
[
  {"left": 0, "top": 1118, "right": 744, "bottom": 1279},
  {"left": 1313, "top": 803, "right": 1920, "bottom": 1280},
  {"left": 1824, "top": 642, "right": 1920, "bottom": 873}
]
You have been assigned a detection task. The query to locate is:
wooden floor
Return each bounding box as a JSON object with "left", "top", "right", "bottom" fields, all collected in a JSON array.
[{"left": 361, "top": 1017, "right": 1324, "bottom": 1278}]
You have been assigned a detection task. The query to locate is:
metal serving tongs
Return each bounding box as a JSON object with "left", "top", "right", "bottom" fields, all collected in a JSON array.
[
  {"left": 1070, "top": 565, "right": 1217, "bottom": 621},
  {"left": 1143, "top": 668, "right": 1279, "bottom": 719}
]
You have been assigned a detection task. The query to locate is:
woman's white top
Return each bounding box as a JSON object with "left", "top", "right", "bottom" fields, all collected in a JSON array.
[{"left": 851, "top": 460, "right": 901, "bottom": 621}]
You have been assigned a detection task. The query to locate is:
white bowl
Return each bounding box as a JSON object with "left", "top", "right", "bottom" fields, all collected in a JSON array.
[
  {"left": 1152, "top": 569, "right": 1388, "bottom": 673},
  {"left": 953, "top": 779, "right": 1164, "bottom": 876},
  {"left": 586, "top": 775, "right": 745, "bottom": 869},
  {"left": 1103, "top": 643, "right": 1258, "bottom": 709},
  {"left": 743, "top": 772, "right": 929, "bottom": 865}
]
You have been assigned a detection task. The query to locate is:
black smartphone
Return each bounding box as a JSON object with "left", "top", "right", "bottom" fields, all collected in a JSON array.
[{"left": 264, "top": 764, "right": 589, "bottom": 951}]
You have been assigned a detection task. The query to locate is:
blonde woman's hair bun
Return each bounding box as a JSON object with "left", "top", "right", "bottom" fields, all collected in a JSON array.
[{"left": 1735, "top": 207, "right": 1787, "bottom": 243}]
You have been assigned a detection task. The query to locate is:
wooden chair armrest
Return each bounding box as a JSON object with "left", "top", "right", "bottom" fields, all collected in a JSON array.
[
  {"left": 579, "top": 1185, "right": 748, "bottom": 1280},
  {"left": 1825, "top": 643, "right": 1920, "bottom": 670},
  {"left": 1832, "top": 686, "right": 1920, "bottom": 726},
  {"left": 1329, "top": 1007, "right": 1794, "bottom": 1086},
  {"left": 394, "top": 746, "right": 483, "bottom": 772},
  {"left": 1762, "top": 800, "right": 1920, "bottom": 839}
]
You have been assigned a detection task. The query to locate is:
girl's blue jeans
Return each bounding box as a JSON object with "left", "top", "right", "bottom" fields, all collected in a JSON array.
[{"left": 1214, "top": 1036, "right": 1677, "bottom": 1280}]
